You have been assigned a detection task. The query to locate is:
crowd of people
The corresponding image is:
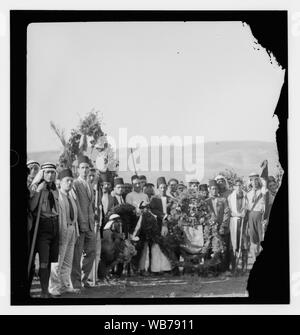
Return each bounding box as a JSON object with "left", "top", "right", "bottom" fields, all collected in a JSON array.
[{"left": 26, "top": 157, "right": 279, "bottom": 298}]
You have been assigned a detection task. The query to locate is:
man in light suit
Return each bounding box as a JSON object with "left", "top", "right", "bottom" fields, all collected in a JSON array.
[
  {"left": 49, "top": 168, "right": 80, "bottom": 295},
  {"left": 71, "top": 156, "right": 96, "bottom": 289}
]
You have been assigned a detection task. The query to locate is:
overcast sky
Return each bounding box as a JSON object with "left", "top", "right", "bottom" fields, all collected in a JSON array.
[{"left": 27, "top": 21, "right": 284, "bottom": 153}]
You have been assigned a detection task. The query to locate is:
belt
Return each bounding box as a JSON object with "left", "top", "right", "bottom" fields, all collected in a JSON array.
[{"left": 40, "top": 216, "right": 58, "bottom": 223}]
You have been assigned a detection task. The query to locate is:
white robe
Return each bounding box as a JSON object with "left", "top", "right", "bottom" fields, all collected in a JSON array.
[
  {"left": 150, "top": 196, "right": 172, "bottom": 273},
  {"left": 227, "top": 190, "right": 247, "bottom": 252}
]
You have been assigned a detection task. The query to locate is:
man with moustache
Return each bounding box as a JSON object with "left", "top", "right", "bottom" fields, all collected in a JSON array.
[
  {"left": 100, "top": 175, "right": 115, "bottom": 216},
  {"left": 199, "top": 183, "right": 209, "bottom": 200},
  {"left": 139, "top": 175, "right": 148, "bottom": 192},
  {"left": 112, "top": 177, "right": 125, "bottom": 206},
  {"left": 143, "top": 183, "right": 155, "bottom": 201},
  {"left": 215, "top": 175, "right": 232, "bottom": 199},
  {"left": 125, "top": 175, "right": 149, "bottom": 212},
  {"left": 167, "top": 178, "right": 179, "bottom": 199}
]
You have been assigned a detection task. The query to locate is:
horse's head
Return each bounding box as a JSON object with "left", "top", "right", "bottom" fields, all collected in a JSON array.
[
  {"left": 118, "top": 239, "right": 137, "bottom": 264},
  {"left": 106, "top": 203, "right": 139, "bottom": 235}
]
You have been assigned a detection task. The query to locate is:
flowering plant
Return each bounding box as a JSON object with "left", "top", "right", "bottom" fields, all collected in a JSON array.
[
  {"left": 169, "top": 189, "right": 211, "bottom": 227},
  {"left": 79, "top": 110, "right": 104, "bottom": 145}
]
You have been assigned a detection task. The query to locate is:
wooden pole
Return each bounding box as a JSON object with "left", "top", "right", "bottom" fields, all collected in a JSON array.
[
  {"left": 235, "top": 217, "right": 244, "bottom": 272},
  {"left": 27, "top": 191, "right": 44, "bottom": 278},
  {"left": 130, "top": 148, "right": 137, "bottom": 175}
]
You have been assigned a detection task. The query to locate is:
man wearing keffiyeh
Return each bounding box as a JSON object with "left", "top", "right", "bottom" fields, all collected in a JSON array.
[
  {"left": 227, "top": 178, "right": 249, "bottom": 273},
  {"left": 29, "top": 162, "right": 60, "bottom": 298}
]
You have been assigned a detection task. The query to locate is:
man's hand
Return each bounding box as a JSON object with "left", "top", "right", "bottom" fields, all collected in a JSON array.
[
  {"left": 163, "top": 214, "right": 168, "bottom": 222},
  {"left": 262, "top": 219, "right": 268, "bottom": 231},
  {"left": 219, "top": 227, "right": 225, "bottom": 235},
  {"left": 36, "top": 181, "right": 47, "bottom": 192},
  {"left": 161, "top": 225, "right": 168, "bottom": 237}
]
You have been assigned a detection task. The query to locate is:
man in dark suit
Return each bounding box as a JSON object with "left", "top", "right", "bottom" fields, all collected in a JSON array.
[
  {"left": 100, "top": 174, "right": 115, "bottom": 216},
  {"left": 112, "top": 177, "right": 125, "bottom": 206},
  {"left": 150, "top": 178, "right": 173, "bottom": 232},
  {"left": 206, "top": 179, "right": 231, "bottom": 274},
  {"left": 148, "top": 177, "right": 174, "bottom": 274},
  {"left": 71, "top": 155, "right": 96, "bottom": 289}
]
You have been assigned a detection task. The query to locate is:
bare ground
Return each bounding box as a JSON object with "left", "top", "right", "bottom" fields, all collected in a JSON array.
[{"left": 30, "top": 272, "right": 249, "bottom": 299}]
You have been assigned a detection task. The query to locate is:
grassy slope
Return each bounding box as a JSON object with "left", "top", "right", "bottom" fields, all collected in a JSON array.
[{"left": 27, "top": 141, "right": 280, "bottom": 183}]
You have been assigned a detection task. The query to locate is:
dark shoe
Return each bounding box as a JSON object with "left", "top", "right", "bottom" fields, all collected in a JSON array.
[
  {"left": 83, "top": 281, "right": 93, "bottom": 288},
  {"left": 223, "top": 270, "right": 232, "bottom": 277},
  {"left": 139, "top": 270, "right": 150, "bottom": 277},
  {"left": 172, "top": 267, "right": 180, "bottom": 276},
  {"left": 40, "top": 292, "right": 52, "bottom": 298},
  {"left": 39, "top": 268, "right": 50, "bottom": 294}
]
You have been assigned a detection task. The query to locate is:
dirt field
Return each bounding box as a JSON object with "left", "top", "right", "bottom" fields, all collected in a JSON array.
[{"left": 30, "top": 271, "right": 249, "bottom": 299}]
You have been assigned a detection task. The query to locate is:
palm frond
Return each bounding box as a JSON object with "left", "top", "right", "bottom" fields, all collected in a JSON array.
[{"left": 50, "top": 121, "right": 67, "bottom": 147}]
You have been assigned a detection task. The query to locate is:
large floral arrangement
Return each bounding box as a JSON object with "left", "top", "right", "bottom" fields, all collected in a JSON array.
[
  {"left": 171, "top": 189, "right": 211, "bottom": 226},
  {"left": 79, "top": 110, "right": 104, "bottom": 146},
  {"left": 50, "top": 110, "right": 118, "bottom": 174},
  {"left": 168, "top": 190, "right": 211, "bottom": 256},
  {"left": 166, "top": 189, "right": 231, "bottom": 275}
]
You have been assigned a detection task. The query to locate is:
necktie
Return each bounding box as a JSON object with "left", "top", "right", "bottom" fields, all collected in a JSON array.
[
  {"left": 46, "top": 184, "right": 55, "bottom": 210},
  {"left": 102, "top": 194, "right": 109, "bottom": 214},
  {"left": 67, "top": 194, "right": 74, "bottom": 221},
  {"left": 252, "top": 190, "right": 257, "bottom": 204},
  {"left": 236, "top": 193, "right": 243, "bottom": 213}
]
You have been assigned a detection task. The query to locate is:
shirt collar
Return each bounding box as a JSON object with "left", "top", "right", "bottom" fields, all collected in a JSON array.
[
  {"left": 79, "top": 176, "right": 88, "bottom": 183},
  {"left": 60, "top": 189, "right": 69, "bottom": 197}
]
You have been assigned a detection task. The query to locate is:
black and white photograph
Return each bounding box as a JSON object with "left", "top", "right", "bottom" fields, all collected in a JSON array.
[{"left": 9, "top": 10, "right": 289, "bottom": 306}]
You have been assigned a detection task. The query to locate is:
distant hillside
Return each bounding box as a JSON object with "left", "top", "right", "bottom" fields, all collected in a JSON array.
[{"left": 27, "top": 141, "right": 281, "bottom": 184}]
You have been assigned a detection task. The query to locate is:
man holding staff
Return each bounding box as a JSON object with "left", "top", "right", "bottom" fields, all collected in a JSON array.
[
  {"left": 227, "top": 178, "right": 249, "bottom": 273},
  {"left": 29, "top": 162, "right": 60, "bottom": 298},
  {"left": 246, "top": 172, "right": 267, "bottom": 261}
]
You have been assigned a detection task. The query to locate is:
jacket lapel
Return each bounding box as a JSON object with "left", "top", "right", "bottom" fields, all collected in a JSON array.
[
  {"left": 80, "top": 179, "right": 91, "bottom": 201},
  {"left": 216, "top": 199, "right": 222, "bottom": 216},
  {"left": 157, "top": 196, "right": 164, "bottom": 213},
  {"left": 207, "top": 198, "right": 216, "bottom": 216}
]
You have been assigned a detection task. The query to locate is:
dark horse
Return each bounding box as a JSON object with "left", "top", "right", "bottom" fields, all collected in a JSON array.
[{"left": 97, "top": 203, "right": 139, "bottom": 280}]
